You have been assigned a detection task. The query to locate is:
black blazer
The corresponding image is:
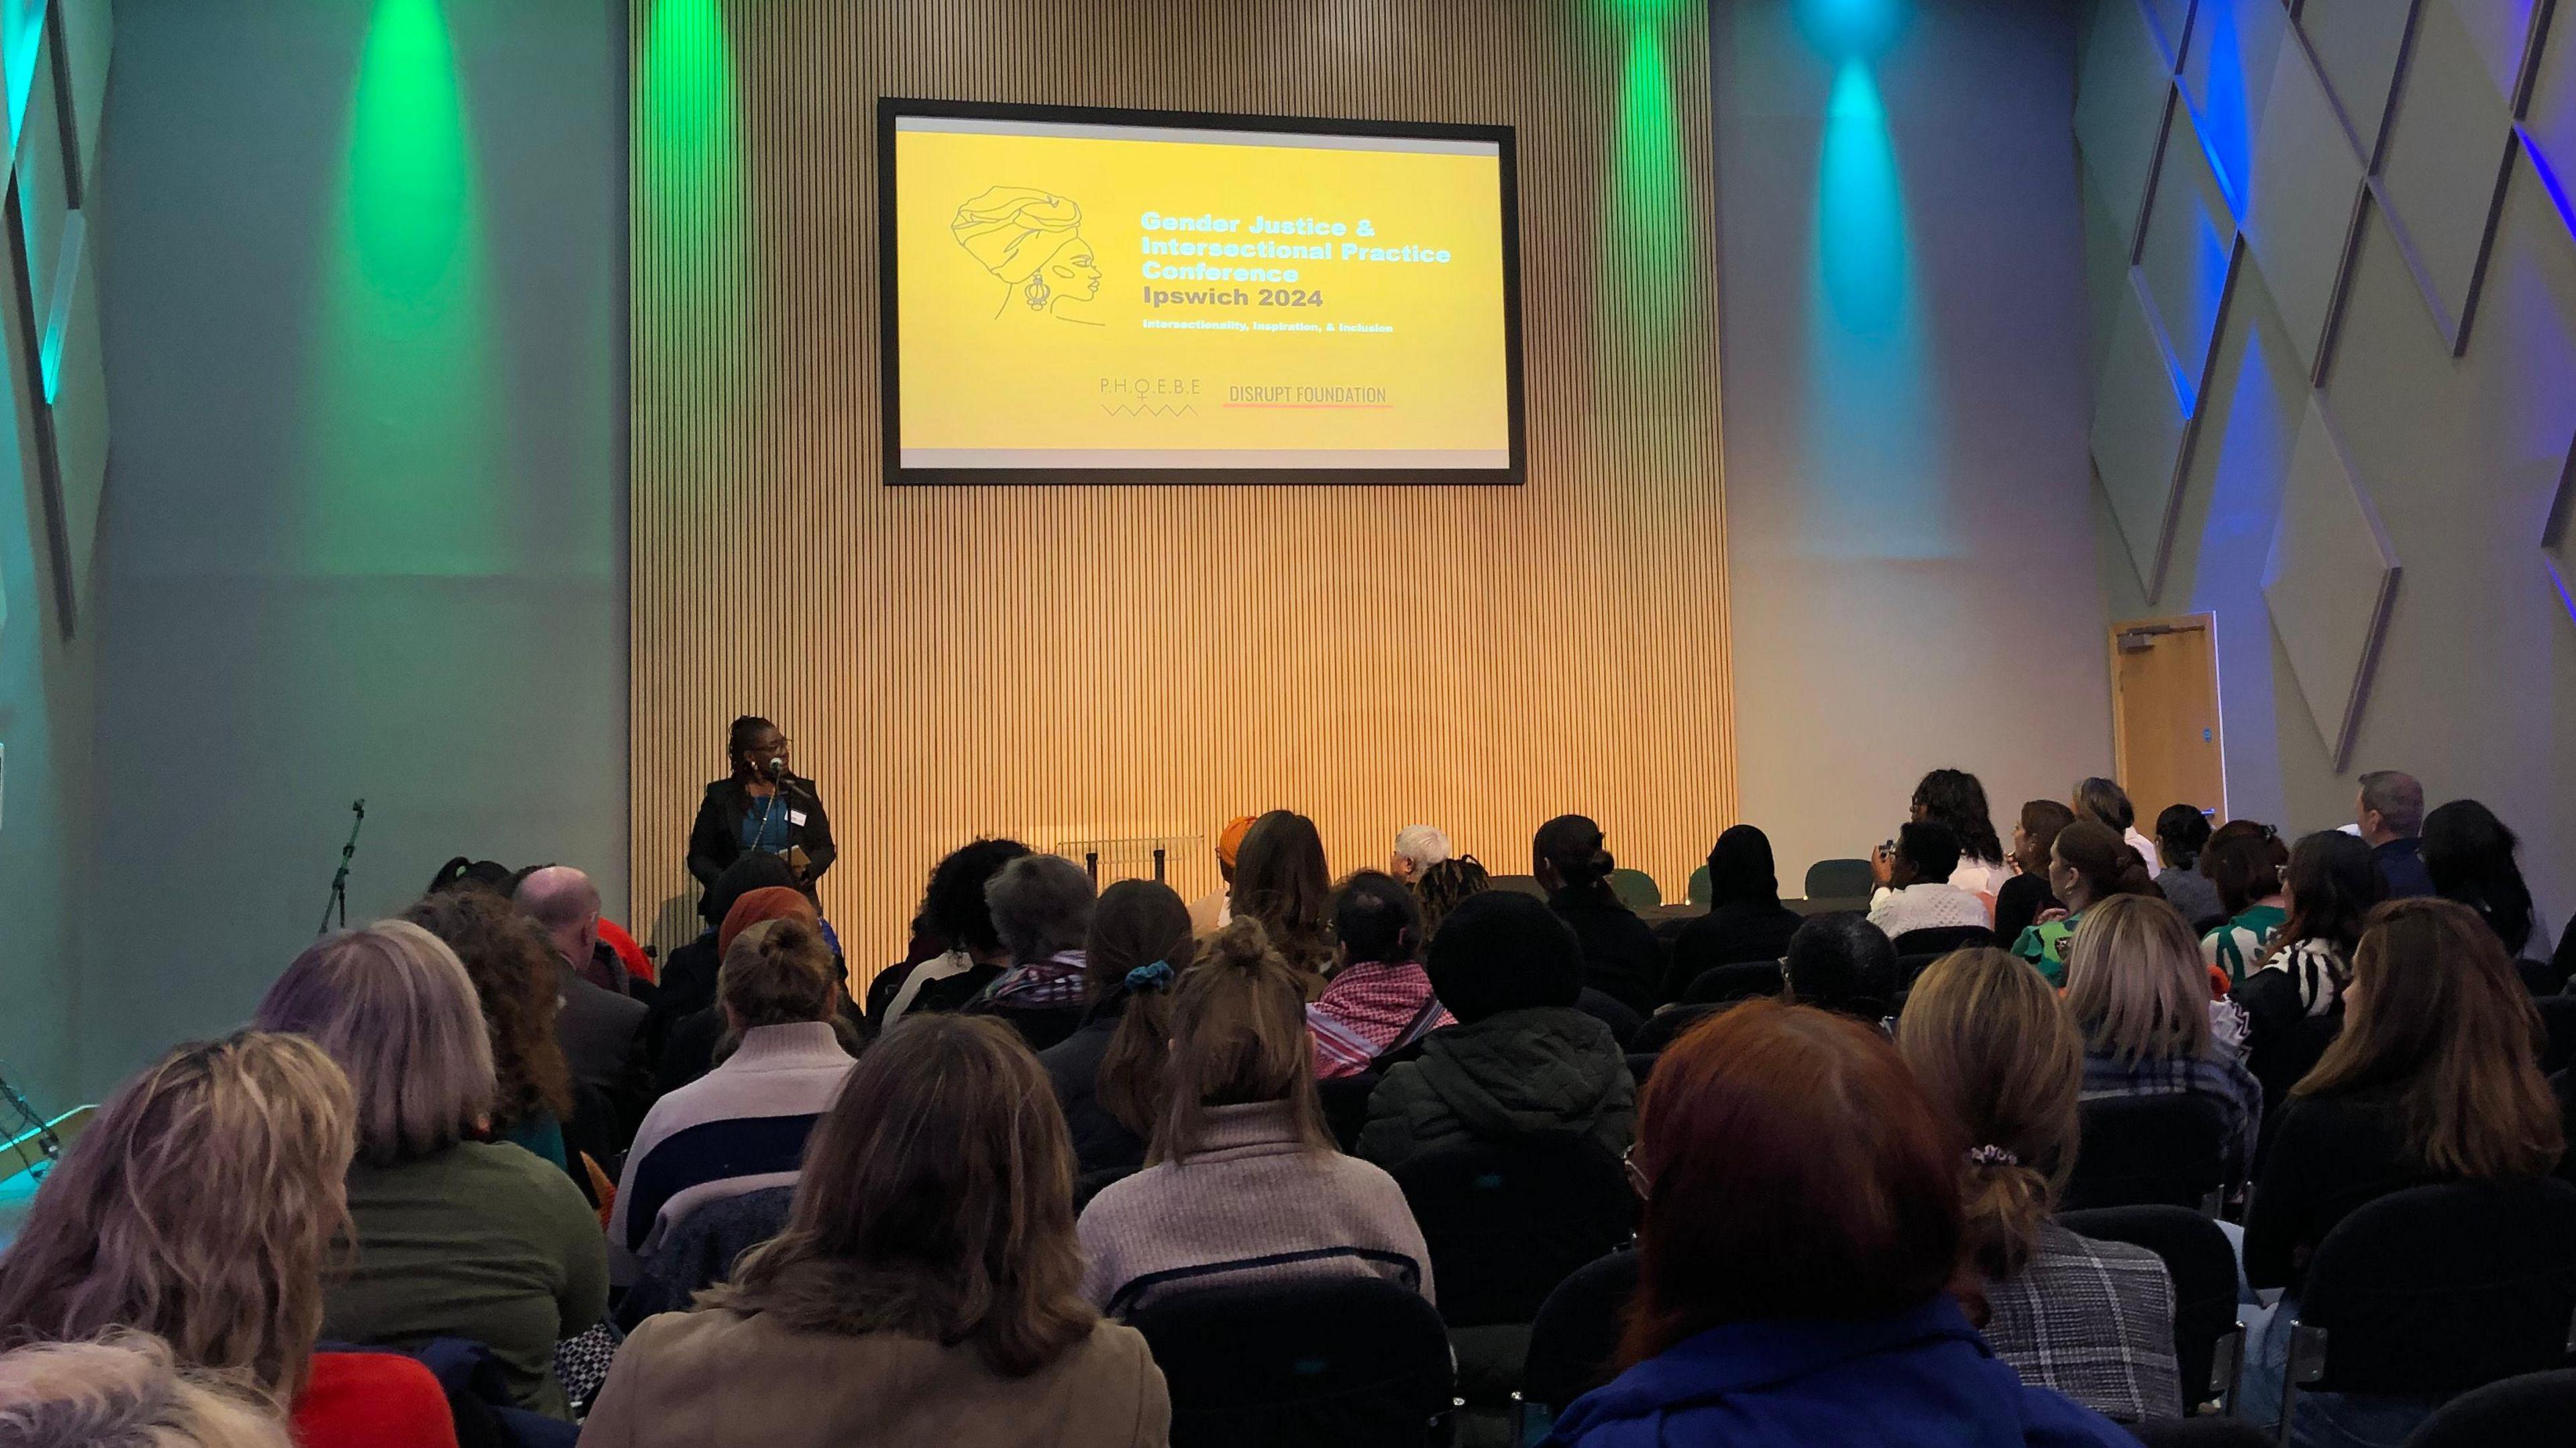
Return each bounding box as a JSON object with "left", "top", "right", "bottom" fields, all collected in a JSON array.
[{"left": 686, "top": 775, "right": 836, "bottom": 890}]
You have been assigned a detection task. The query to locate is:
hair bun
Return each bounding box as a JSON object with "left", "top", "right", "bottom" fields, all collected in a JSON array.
[{"left": 1205, "top": 915, "right": 1274, "bottom": 970}]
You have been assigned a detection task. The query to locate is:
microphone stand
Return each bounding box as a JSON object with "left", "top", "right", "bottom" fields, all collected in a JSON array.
[{"left": 319, "top": 798, "right": 367, "bottom": 935}]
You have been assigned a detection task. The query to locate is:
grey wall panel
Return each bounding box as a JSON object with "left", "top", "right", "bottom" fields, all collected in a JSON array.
[
  {"left": 2080, "top": 0, "right": 2183, "bottom": 248},
  {"left": 2245, "top": 26, "right": 2367, "bottom": 377},
  {"left": 2095, "top": 275, "right": 2197, "bottom": 596},
  {"left": 2262, "top": 394, "right": 2398, "bottom": 767},
  {"left": 2375, "top": 0, "right": 2522, "bottom": 346},
  {"left": 2137, "top": 97, "right": 2239, "bottom": 396},
  {"left": 2296, "top": 0, "right": 2419, "bottom": 162}
]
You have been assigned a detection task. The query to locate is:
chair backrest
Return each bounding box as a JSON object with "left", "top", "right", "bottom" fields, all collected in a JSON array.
[
  {"left": 1623, "top": 1052, "right": 1662, "bottom": 1090},
  {"left": 1607, "top": 868, "right": 1661, "bottom": 912},
  {"left": 1521, "top": 1246, "right": 1641, "bottom": 1416},
  {"left": 2532, "top": 995, "right": 2576, "bottom": 1076},
  {"left": 2402, "top": 1367, "right": 2576, "bottom": 1448},
  {"left": 1127, "top": 1275, "right": 1455, "bottom": 1448},
  {"left": 1489, "top": 873, "right": 1548, "bottom": 900},
  {"left": 2127, "top": 1417, "right": 2275, "bottom": 1448},
  {"left": 1391, "top": 1139, "right": 1635, "bottom": 1329},
  {"left": 2057, "top": 1204, "right": 2240, "bottom": 1410},
  {"left": 2298, "top": 1178, "right": 2576, "bottom": 1395},
  {"left": 1802, "top": 858, "right": 1874, "bottom": 903},
  {"left": 616, "top": 1184, "right": 796, "bottom": 1328},
  {"left": 1890, "top": 924, "right": 1996, "bottom": 956},
  {"left": 2061, "top": 1094, "right": 2230, "bottom": 1211},
  {"left": 1316, "top": 1072, "right": 1380, "bottom": 1154},
  {"left": 1894, "top": 952, "right": 1941, "bottom": 991},
  {"left": 1683, "top": 960, "right": 1784, "bottom": 1005},
  {"left": 1686, "top": 865, "right": 1711, "bottom": 907}
]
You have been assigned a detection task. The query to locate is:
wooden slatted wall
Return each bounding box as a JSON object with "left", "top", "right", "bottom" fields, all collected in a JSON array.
[{"left": 629, "top": 0, "right": 1734, "bottom": 969}]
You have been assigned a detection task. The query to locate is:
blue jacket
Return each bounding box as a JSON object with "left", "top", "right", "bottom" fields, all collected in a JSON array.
[{"left": 1544, "top": 1295, "right": 2135, "bottom": 1448}]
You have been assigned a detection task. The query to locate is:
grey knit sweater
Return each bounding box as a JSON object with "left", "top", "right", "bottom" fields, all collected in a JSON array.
[{"left": 1075, "top": 1100, "right": 1436, "bottom": 1317}]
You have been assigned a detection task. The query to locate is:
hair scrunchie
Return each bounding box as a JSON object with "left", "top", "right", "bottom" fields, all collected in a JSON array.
[
  {"left": 1124, "top": 960, "right": 1175, "bottom": 993},
  {"left": 1966, "top": 1144, "right": 2020, "bottom": 1168}
]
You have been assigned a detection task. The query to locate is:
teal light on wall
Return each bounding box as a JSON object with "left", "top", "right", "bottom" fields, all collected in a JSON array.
[
  {"left": 1797, "top": 1, "right": 1949, "bottom": 557},
  {"left": 1597, "top": 0, "right": 1697, "bottom": 437},
  {"left": 639, "top": 0, "right": 748, "bottom": 400},
  {"left": 307, "top": 0, "right": 497, "bottom": 574}
]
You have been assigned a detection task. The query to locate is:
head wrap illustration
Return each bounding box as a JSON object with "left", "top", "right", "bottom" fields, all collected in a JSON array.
[{"left": 951, "top": 186, "right": 1104, "bottom": 322}]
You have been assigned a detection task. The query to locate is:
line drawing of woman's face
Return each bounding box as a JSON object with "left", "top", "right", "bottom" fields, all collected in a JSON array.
[{"left": 1046, "top": 239, "right": 1102, "bottom": 303}]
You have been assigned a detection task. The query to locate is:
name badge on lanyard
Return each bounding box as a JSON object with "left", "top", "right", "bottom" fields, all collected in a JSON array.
[{"left": 788, "top": 810, "right": 808, "bottom": 826}]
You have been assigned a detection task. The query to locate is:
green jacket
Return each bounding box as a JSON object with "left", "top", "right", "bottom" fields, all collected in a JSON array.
[{"left": 1356, "top": 1007, "right": 1635, "bottom": 1172}]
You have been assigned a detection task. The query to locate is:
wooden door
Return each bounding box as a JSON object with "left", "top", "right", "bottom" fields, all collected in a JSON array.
[{"left": 2110, "top": 614, "right": 2226, "bottom": 828}]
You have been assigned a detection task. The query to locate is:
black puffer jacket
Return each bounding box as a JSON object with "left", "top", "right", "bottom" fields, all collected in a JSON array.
[{"left": 1355, "top": 1007, "right": 1635, "bottom": 1171}]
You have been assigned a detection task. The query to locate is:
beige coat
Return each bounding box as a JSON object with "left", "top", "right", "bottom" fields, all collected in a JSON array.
[{"left": 579, "top": 1309, "right": 1169, "bottom": 1448}]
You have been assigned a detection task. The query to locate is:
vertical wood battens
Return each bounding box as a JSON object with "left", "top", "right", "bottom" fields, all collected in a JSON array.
[{"left": 631, "top": 0, "right": 1735, "bottom": 972}]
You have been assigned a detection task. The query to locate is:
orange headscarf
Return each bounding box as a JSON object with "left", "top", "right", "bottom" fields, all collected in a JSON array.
[
  {"left": 720, "top": 886, "right": 818, "bottom": 957},
  {"left": 1216, "top": 816, "right": 1258, "bottom": 871}
]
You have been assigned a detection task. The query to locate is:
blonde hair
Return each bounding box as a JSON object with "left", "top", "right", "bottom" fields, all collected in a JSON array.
[
  {"left": 0, "top": 1335, "right": 290, "bottom": 1448},
  {"left": 718, "top": 918, "right": 837, "bottom": 1029},
  {"left": 706, "top": 1015, "right": 1093, "bottom": 1377},
  {"left": 2063, "top": 894, "right": 2211, "bottom": 1066},
  {"left": 0, "top": 1036, "right": 354, "bottom": 1402},
  {"left": 1896, "top": 950, "right": 2082, "bottom": 1280},
  {"left": 253, "top": 920, "right": 496, "bottom": 1166},
  {"left": 1150, "top": 917, "right": 1334, "bottom": 1165}
]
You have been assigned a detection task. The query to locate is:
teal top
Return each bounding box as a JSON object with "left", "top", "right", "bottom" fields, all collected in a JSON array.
[
  {"left": 2011, "top": 909, "right": 2084, "bottom": 987},
  {"left": 2203, "top": 903, "right": 2288, "bottom": 987},
  {"left": 498, "top": 1111, "right": 570, "bottom": 1173}
]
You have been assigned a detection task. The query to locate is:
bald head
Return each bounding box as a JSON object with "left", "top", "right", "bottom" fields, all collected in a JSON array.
[
  {"left": 515, "top": 866, "right": 601, "bottom": 966},
  {"left": 2356, "top": 771, "right": 2424, "bottom": 845}
]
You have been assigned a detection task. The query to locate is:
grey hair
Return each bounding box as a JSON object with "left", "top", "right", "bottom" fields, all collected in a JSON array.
[
  {"left": 983, "top": 855, "right": 1096, "bottom": 964},
  {"left": 0, "top": 1334, "right": 291, "bottom": 1448},
  {"left": 253, "top": 920, "right": 496, "bottom": 1166},
  {"left": 2357, "top": 770, "right": 2424, "bottom": 838},
  {"left": 1392, "top": 825, "right": 1452, "bottom": 871},
  {"left": 513, "top": 866, "right": 600, "bottom": 934}
]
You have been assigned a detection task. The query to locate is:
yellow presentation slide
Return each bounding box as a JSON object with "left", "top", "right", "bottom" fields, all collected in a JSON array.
[{"left": 888, "top": 109, "right": 1517, "bottom": 476}]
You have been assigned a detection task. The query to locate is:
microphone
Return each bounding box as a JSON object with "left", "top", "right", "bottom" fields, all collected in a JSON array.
[{"left": 763, "top": 757, "right": 786, "bottom": 782}]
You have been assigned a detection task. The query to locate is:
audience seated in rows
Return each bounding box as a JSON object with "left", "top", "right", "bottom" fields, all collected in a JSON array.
[
  {"left": 1413, "top": 852, "right": 1490, "bottom": 938},
  {"left": 2153, "top": 806, "right": 2222, "bottom": 929},
  {"left": 1992, "top": 800, "right": 2076, "bottom": 949},
  {"left": 1868, "top": 821, "right": 1990, "bottom": 940},
  {"left": 1546, "top": 999, "right": 2134, "bottom": 1447},
  {"left": 958, "top": 853, "right": 1097, "bottom": 1050},
  {"left": 869, "top": 838, "right": 1028, "bottom": 1027},
  {"left": 2064, "top": 896, "right": 2262, "bottom": 1181},
  {"left": 1387, "top": 823, "right": 1453, "bottom": 884},
  {"left": 1664, "top": 824, "right": 1802, "bottom": 1000},
  {"left": 1896, "top": 948, "right": 2182, "bottom": 1424},
  {"left": 1357, "top": 889, "right": 1634, "bottom": 1173},
  {"left": 2075, "top": 776, "right": 2162, "bottom": 876},
  {"left": 1040, "top": 879, "right": 1196, "bottom": 1181},
  {"left": 655, "top": 885, "right": 841, "bottom": 1097},
  {"left": 2198, "top": 822, "right": 2289, "bottom": 986},
  {"left": 652, "top": 853, "right": 798, "bottom": 1057},
  {"left": 586, "top": 1015, "right": 1170, "bottom": 1448},
  {"left": 0, "top": 1034, "right": 459, "bottom": 1448},
  {"left": 2239, "top": 831, "right": 2377, "bottom": 1027},
  {"left": 1533, "top": 814, "right": 1662, "bottom": 1015},
  {"left": 0, "top": 1335, "right": 300, "bottom": 1448},
  {"left": 2239, "top": 899, "right": 2567, "bottom": 1443},
  {"left": 402, "top": 889, "right": 586, "bottom": 1176},
  {"left": 1077, "top": 918, "right": 1432, "bottom": 1316},
  {"left": 1911, "top": 768, "right": 2012, "bottom": 911},
  {"left": 1226, "top": 810, "right": 1338, "bottom": 987},
  {"left": 2012, "top": 820, "right": 2156, "bottom": 984},
  {"left": 1784, "top": 911, "right": 1898, "bottom": 1021},
  {"left": 1307, "top": 871, "right": 1451, "bottom": 1080},
  {"left": 517, "top": 867, "right": 651, "bottom": 1141},
  {"left": 254, "top": 923, "right": 607, "bottom": 1418},
  {"left": 2353, "top": 769, "right": 2434, "bottom": 901},
  {"left": 611, "top": 918, "right": 855, "bottom": 1287},
  {"left": 2422, "top": 799, "right": 2537, "bottom": 960}
]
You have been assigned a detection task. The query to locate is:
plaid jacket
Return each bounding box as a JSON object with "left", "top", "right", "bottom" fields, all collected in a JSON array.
[
  {"left": 1306, "top": 960, "right": 1453, "bottom": 1079},
  {"left": 982, "top": 950, "right": 1089, "bottom": 1009},
  {"left": 1984, "top": 1222, "right": 2184, "bottom": 1425},
  {"left": 2080, "top": 1034, "right": 2264, "bottom": 1182}
]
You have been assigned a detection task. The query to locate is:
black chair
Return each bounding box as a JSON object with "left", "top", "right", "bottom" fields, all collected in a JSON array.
[
  {"left": 1624, "top": 1052, "right": 1662, "bottom": 1089},
  {"left": 2532, "top": 995, "right": 2576, "bottom": 1076},
  {"left": 1318, "top": 1072, "right": 1380, "bottom": 1153},
  {"left": 2131, "top": 1418, "right": 2275, "bottom": 1447},
  {"left": 1802, "top": 858, "right": 1874, "bottom": 904},
  {"left": 2402, "top": 1367, "right": 2576, "bottom": 1447},
  {"left": 2062, "top": 1095, "right": 2230, "bottom": 1212},
  {"left": 1520, "top": 1246, "right": 1640, "bottom": 1435},
  {"left": 1890, "top": 925, "right": 1996, "bottom": 956},
  {"left": 1894, "top": 951, "right": 1942, "bottom": 991},
  {"left": 1630, "top": 1004, "right": 1723, "bottom": 1054},
  {"left": 1128, "top": 1276, "right": 1456, "bottom": 1448},
  {"left": 1391, "top": 1140, "right": 1635, "bottom": 1331},
  {"left": 615, "top": 1184, "right": 794, "bottom": 1328},
  {"left": 1683, "top": 960, "right": 1784, "bottom": 1005},
  {"left": 1489, "top": 873, "right": 1548, "bottom": 900},
  {"left": 2281, "top": 1178, "right": 2576, "bottom": 1445},
  {"left": 2058, "top": 1205, "right": 2243, "bottom": 1414},
  {"left": 2516, "top": 958, "right": 2561, "bottom": 998}
]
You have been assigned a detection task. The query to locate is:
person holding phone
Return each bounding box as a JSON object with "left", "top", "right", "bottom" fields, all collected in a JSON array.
[{"left": 687, "top": 716, "right": 835, "bottom": 914}]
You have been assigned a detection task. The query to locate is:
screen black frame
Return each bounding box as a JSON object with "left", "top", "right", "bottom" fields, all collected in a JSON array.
[{"left": 876, "top": 96, "right": 1526, "bottom": 488}]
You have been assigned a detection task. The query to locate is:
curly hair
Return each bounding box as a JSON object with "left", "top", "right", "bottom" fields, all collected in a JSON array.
[
  {"left": 400, "top": 891, "right": 575, "bottom": 1131},
  {"left": 919, "top": 838, "right": 1034, "bottom": 958}
]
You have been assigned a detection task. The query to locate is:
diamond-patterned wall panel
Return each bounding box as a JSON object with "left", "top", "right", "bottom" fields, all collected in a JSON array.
[
  {"left": 2296, "top": 0, "right": 2419, "bottom": 160},
  {"left": 2547, "top": 445, "right": 2576, "bottom": 622},
  {"left": 2145, "top": 0, "right": 2198, "bottom": 66},
  {"left": 2246, "top": 28, "right": 2369, "bottom": 376},
  {"left": 2080, "top": 0, "right": 2186, "bottom": 245},
  {"left": 2525, "top": 1, "right": 2576, "bottom": 180},
  {"left": 2443, "top": 0, "right": 2544, "bottom": 107},
  {"left": 2137, "top": 99, "right": 2241, "bottom": 401},
  {"left": 2377, "top": 0, "right": 2524, "bottom": 345},
  {"left": 2096, "top": 277, "right": 2200, "bottom": 598},
  {"left": 2263, "top": 397, "right": 2402, "bottom": 767},
  {"left": 2181, "top": 0, "right": 2288, "bottom": 211}
]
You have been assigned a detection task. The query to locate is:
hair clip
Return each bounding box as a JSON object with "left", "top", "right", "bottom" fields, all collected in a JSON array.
[
  {"left": 1966, "top": 1144, "right": 2019, "bottom": 1168},
  {"left": 1124, "top": 960, "right": 1175, "bottom": 993}
]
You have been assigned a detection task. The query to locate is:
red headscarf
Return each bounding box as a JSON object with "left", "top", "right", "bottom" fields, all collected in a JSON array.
[{"left": 720, "top": 887, "right": 819, "bottom": 957}]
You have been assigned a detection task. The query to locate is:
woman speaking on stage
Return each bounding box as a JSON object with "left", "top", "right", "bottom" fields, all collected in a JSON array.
[{"left": 687, "top": 716, "right": 836, "bottom": 905}]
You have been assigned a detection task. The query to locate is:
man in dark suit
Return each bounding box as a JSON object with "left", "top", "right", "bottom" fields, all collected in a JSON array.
[{"left": 517, "top": 866, "right": 651, "bottom": 1154}]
